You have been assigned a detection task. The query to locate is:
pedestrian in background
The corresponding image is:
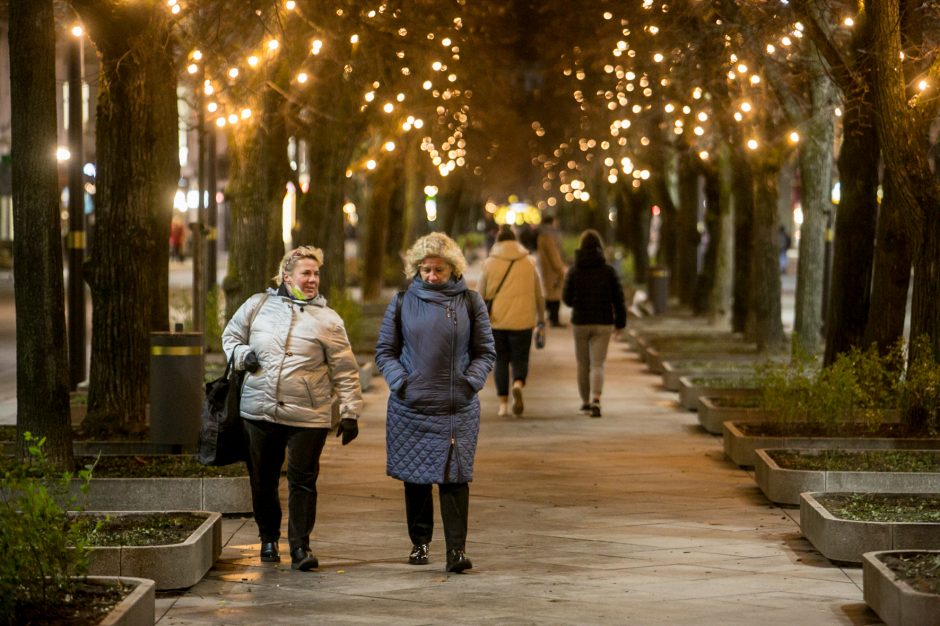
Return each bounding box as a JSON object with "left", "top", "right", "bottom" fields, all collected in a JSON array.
[
  {"left": 562, "top": 230, "right": 627, "bottom": 418},
  {"left": 375, "top": 232, "right": 495, "bottom": 573},
  {"left": 537, "top": 215, "right": 567, "bottom": 327},
  {"left": 478, "top": 224, "right": 545, "bottom": 417},
  {"left": 222, "top": 246, "right": 363, "bottom": 572}
]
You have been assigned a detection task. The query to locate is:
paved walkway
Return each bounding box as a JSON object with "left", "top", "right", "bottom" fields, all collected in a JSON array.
[{"left": 154, "top": 314, "right": 879, "bottom": 625}]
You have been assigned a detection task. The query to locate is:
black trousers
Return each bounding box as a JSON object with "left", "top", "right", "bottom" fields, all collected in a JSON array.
[
  {"left": 243, "top": 418, "right": 329, "bottom": 552},
  {"left": 546, "top": 300, "right": 561, "bottom": 325},
  {"left": 404, "top": 481, "right": 469, "bottom": 552},
  {"left": 493, "top": 328, "right": 534, "bottom": 396}
]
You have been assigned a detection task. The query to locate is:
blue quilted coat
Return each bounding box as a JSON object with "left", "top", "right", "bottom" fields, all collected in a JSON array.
[{"left": 375, "top": 276, "right": 495, "bottom": 484}]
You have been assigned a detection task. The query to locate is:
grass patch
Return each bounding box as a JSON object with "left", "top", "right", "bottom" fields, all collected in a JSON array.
[
  {"left": 76, "top": 512, "right": 208, "bottom": 546},
  {"left": 770, "top": 449, "right": 940, "bottom": 472},
  {"left": 816, "top": 493, "right": 940, "bottom": 523}
]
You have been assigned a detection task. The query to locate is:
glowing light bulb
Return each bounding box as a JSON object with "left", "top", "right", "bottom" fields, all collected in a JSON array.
[
  {"left": 228, "top": 68, "right": 239, "bottom": 79},
  {"left": 919, "top": 79, "right": 929, "bottom": 91},
  {"left": 228, "top": 113, "right": 238, "bottom": 125},
  {"left": 653, "top": 53, "right": 664, "bottom": 63},
  {"left": 241, "top": 108, "right": 252, "bottom": 119},
  {"left": 422, "top": 80, "right": 432, "bottom": 90},
  {"left": 216, "top": 117, "right": 226, "bottom": 128},
  {"left": 267, "top": 39, "right": 279, "bottom": 51},
  {"left": 297, "top": 72, "right": 308, "bottom": 83},
  {"left": 747, "top": 138, "right": 759, "bottom": 150},
  {"left": 311, "top": 40, "right": 322, "bottom": 54},
  {"left": 187, "top": 64, "right": 198, "bottom": 75},
  {"left": 740, "top": 101, "right": 752, "bottom": 112},
  {"left": 350, "top": 34, "right": 359, "bottom": 44},
  {"left": 699, "top": 151, "right": 709, "bottom": 160},
  {"left": 383, "top": 103, "right": 394, "bottom": 113},
  {"left": 384, "top": 141, "right": 396, "bottom": 152},
  {"left": 844, "top": 17, "right": 854, "bottom": 26},
  {"left": 366, "top": 159, "right": 376, "bottom": 170},
  {"left": 71, "top": 25, "right": 84, "bottom": 37},
  {"left": 207, "top": 102, "right": 218, "bottom": 113},
  {"left": 788, "top": 131, "right": 800, "bottom": 143},
  {"left": 248, "top": 55, "right": 259, "bottom": 67}
]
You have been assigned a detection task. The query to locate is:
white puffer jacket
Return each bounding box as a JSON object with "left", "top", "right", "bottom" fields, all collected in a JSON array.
[{"left": 222, "top": 289, "right": 362, "bottom": 428}]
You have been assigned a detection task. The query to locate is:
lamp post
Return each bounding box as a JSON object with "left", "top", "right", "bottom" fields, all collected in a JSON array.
[{"left": 66, "top": 24, "right": 85, "bottom": 389}]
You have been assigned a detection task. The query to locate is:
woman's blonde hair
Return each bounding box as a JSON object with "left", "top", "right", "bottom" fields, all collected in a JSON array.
[
  {"left": 274, "top": 245, "right": 324, "bottom": 285},
  {"left": 404, "top": 232, "right": 467, "bottom": 278}
]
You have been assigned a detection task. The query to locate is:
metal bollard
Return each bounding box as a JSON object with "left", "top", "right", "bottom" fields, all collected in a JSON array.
[
  {"left": 150, "top": 330, "right": 204, "bottom": 449},
  {"left": 648, "top": 267, "right": 669, "bottom": 315}
]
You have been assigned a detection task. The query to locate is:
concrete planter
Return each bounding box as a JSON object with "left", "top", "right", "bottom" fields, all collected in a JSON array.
[
  {"left": 677, "top": 376, "right": 760, "bottom": 412},
  {"left": 722, "top": 421, "right": 937, "bottom": 467},
  {"left": 697, "top": 397, "right": 764, "bottom": 435},
  {"left": 863, "top": 550, "right": 940, "bottom": 626},
  {"left": 83, "top": 511, "right": 222, "bottom": 590},
  {"left": 661, "top": 360, "right": 760, "bottom": 392},
  {"left": 754, "top": 448, "right": 940, "bottom": 505},
  {"left": 800, "top": 493, "right": 940, "bottom": 563},
  {"left": 69, "top": 476, "right": 252, "bottom": 514},
  {"left": 89, "top": 576, "right": 156, "bottom": 626}
]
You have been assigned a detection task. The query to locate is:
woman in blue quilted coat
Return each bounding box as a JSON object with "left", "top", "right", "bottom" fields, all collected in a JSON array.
[{"left": 375, "top": 232, "right": 495, "bottom": 573}]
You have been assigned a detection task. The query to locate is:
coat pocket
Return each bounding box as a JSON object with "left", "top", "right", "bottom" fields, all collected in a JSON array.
[{"left": 301, "top": 376, "right": 331, "bottom": 409}]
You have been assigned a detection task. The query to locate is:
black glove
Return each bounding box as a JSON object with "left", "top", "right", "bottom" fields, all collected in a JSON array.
[
  {"left": 336, "top": 418, "right": 358, "bottom": 445},
  {"left": 244, "top": 351, "right": 260, "bottom": 373}
]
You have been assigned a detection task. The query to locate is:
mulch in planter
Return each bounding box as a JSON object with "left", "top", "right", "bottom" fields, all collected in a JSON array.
[
  {"left": 770, "top": 449, "right": 940, "bottom": 472},
  {"left": 815, "top": 493, "right": 940, "bottom": 523},
  {"left": 76, "top": 511, "right": 209, "bottom": 546},
  {"left": 15, "top": 581, "right": 128, "bottom": 626},
  {"left": 738, "top": 422, "right": 925, "bottom": 438},
  {"left": 0, "top": 454, "right": 247, "bottom": 478},
  {"left": 882, "top": 552, "right": 940, "bottom": 595}
]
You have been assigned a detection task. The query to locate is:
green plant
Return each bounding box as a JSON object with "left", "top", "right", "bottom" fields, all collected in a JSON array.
[
  {"left": 328, "top": 286, "right": 363, "bottom": 349},
  {"left": 884, "top": 553, "right": 940, "bottom": 595},
  {"left": 0, "top": 433, "right": 98, "bottom": 622},
  {"left": 900, "top": 336, "right": 940, "bottom": 436}
]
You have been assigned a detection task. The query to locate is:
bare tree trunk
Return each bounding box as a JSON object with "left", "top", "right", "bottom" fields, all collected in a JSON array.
[
  {"left": 676, "top": 151, "right": 700, "bottom": 307},
  {"left": 9, "top": 0, "right": 73, "bottom": 466},
  {"left": 748, "top": 161, "right": 787, "bottom": 352},
  {"left": 360, "top": 157, "right": 397, "bottom": 301},
  {"left": 731, "top": 147, "right": 753, "bottom": 333},
  {"left": 793, "top": 58, "right": 836, "bottom": 355},
  {"left": 864, "top": 175, "right": 911, "bottom": 352},
  {"left": 73, "top": 1, "right": 178, "bottom": 434},
  {"left": 708, "top": 144, "right": 734, "bottom": 325},
  {"left": 694, "top": 166, "right": 720, "bottom": 315},
  {"left": 401, "top": 136, "right": 426, "bottom": 251},
  {"left": 223, "top": 88, "right": 290, "bottom": 318}
]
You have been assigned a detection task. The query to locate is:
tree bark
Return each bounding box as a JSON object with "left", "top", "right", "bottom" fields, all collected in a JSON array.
[
  {"left": 694, "top": 166, "right": 720, "bottom": 316},
  {"left": 72, "top": 1, "right": 178, "bottom": 434},
  {"left": 793, "top": 57, "right": 836, "bottom": 355},
  {"left": 730, "top": 146, "right": 754, "bottom": 334},
  {"left": 864, "top": 175, "right": 911, "bottom": 352},
  {"left": 676, "top": 150, "right": 700, "bottom": 307},
  {"left": 223, "top": 88, "right": 290, "bottom": 318},
  {"left": 360, "top": 157, "right": 397, "bottom": 301},
  {"left": 748, "top": 160, "right": 787, "bottom": 352},
  {"left": 9, "top": 0, "right": 73, "bottom": 466},
  {"left": 707, "top": 144, "right": 734, "bottom": 325}
]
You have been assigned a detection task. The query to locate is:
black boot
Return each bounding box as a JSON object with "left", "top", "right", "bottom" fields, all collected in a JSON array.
[
  {"left": 445, "top": 549, "right": 472, "bottom": 573},
  {"left": 290, "top": 547, "right": 319, "bottom": 571},
  {"left": 260, "top": 541, "right": 280, "bottom": 562}
]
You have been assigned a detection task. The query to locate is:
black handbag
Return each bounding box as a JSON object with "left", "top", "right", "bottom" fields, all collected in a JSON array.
[
  {"left": 197, "top": 294, "right": 268, "bottom": 466},
  {"left": 197, "top": 356, "right": 248, "bottom": 466}
]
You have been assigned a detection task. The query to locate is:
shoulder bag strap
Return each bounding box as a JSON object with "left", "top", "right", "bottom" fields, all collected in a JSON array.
[{"left": 488, "top": 259, "right": 517, "bottom": 303}]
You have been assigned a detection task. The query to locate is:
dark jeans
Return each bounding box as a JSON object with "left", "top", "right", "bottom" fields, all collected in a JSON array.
[
  {"left": 404, "top": 482, "right": 470, "bottom": 552},
  {"left": 243, "top": 418, "right": 329, "bottom": 552},
  {"left": 546, "top": 300, "right": 561, "bottom": 325},
  {"left": 493, "top": 328, "right": 534, "bottom": 396}
]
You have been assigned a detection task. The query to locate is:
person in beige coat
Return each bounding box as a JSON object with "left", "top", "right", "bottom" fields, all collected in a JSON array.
[
  {"left": 537, "top": 216, "right": 567, "bottom": 327},
  {"left": 478, "top": 225, "right": 545, "bottom": 416}
]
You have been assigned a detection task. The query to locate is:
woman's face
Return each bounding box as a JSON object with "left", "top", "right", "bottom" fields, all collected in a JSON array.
[
  {"left": 418, "top": 256, "right": 453, "bottom": 285},
  {"left": 284, "top": 258, "right": 321, "bottom": 298}
]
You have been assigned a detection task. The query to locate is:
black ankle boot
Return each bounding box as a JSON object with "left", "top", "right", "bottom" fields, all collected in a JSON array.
[
  {"left": 445, "top": 548, "right": 472, "bottom": 573},
  {"left": 260, "top": 541, "right": 280, "bottom": 562},
  {"left": 290, "top": 547, "right": 319, "bottom": 571}
]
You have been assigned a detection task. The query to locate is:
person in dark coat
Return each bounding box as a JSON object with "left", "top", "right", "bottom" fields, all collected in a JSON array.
[
  {"left": 375, "top": 232, "right": 496, "bottom": 573},
  {"left": 562, "top": 230, "right": 627, "bottom": 418}
]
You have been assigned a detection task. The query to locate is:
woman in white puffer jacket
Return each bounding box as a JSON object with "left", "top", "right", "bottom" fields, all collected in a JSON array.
[{"left": 222, "top": 246, "right": 362, "bottom": 572}]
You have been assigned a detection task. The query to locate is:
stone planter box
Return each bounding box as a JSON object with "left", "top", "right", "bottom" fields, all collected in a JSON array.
[
  {"left": 677, "top": 376, "right": 760, "bottom": 412},
  {"left": 90, "top": 575, "right": 156, "bottom": 626},
  {"left": 800, "top": 493, "right": 940, "bottom": 563},
  {"left": 754, "top": 449, "right": 940, "bottom": 505},
  {"left": 69, "top": 476, "right": 252, "bottom": 514},
  {"left": 697, "top": 397, "right": 764, "bottom": 435},
  {"left": 83, "top": 511, "right": 222, "bottom": 590},
  {"left": 647, "top": 343, "right": 760, "bottom": 375},
  {"left": 722, "top": 421, "right": 940, "bottom": 467},
  {"left": 661, "top": 360, "right": 761, "bottom": 392},
  {"left": 863, "top": 550, "right": 940, "bottom": 626}
]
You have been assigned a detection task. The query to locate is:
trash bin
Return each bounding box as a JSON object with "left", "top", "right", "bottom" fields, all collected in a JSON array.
[
  {"left": 648, "top": 267, "right": 669, "bottom": 315},
  {"left": 150, "top": 331, "right": 204, "bottom": 449}
]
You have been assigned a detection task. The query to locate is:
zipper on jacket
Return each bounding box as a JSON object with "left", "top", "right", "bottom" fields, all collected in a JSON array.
[{"left": 448, "top": 300, "right": 459, "bottom": 481}]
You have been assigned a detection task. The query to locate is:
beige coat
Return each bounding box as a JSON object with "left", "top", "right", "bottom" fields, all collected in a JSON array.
[
  {"left": 478, "top": 241, "right": 545, "bottom": 330},
  {"left": 537, "top": 226, "right": 566, "bottom": 301}
]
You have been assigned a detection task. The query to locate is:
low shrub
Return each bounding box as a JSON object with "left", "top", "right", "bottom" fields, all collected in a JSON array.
[{"left": 0, "top": 433, "right": 98, "bottom": 622}]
